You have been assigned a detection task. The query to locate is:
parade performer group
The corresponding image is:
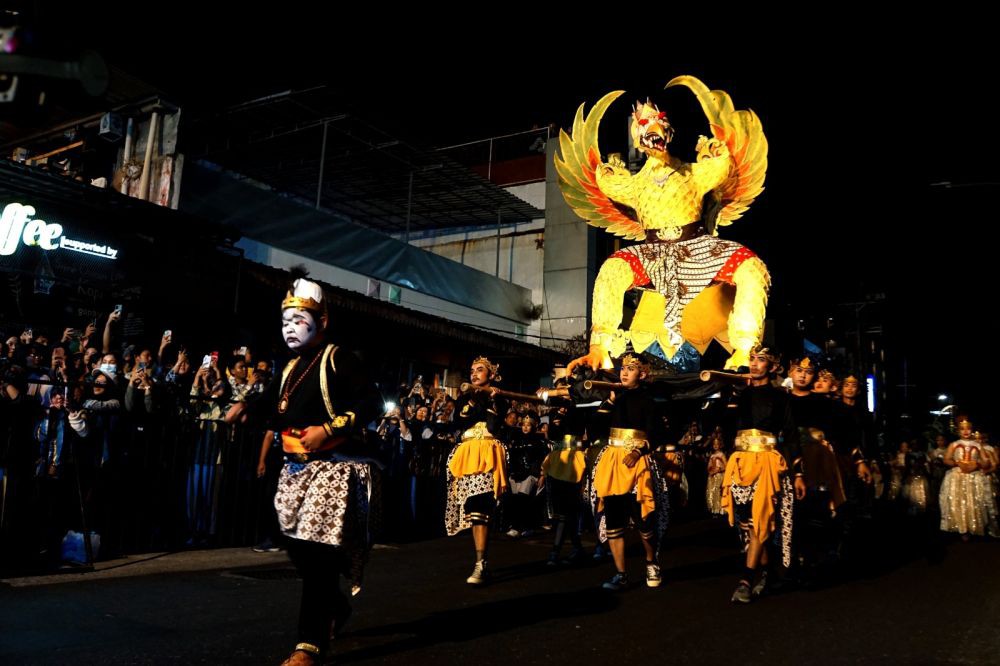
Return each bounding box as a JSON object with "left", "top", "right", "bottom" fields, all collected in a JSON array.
[
  {"left": 557, "top": 75, "right": 785, "bottom": 600},
  {"left": 223, "top": 74, "right": 946, "bottom": 665}
]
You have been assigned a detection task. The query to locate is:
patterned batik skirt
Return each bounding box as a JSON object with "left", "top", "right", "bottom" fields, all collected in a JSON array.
[{"left": 275, "top": 457, "right": 380, "bottom": 589}]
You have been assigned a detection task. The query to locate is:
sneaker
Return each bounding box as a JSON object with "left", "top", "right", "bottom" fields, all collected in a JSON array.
[
  {"left": 252, "top": 539, "right": 281, "bottom": 553},
  {"left": 731, "top": 580, "right": 752, "bottom": 604},
  {"left": 592, "top": 544, "right": 606, "bottom": 561},
  {"left": 602, "top": 572, "right": 628, "bottom": 591},
  {"left": 751, "top": 570, "right": 768, "bottom": 597},
  {"left": 506, "top": 528, "right": 521, "bottom": 538},
  {"left": 645, "top": 562, "right": 662, "bottom": 588},
  {"left": 546, "top": 551, "right": 559, "bottom": 567},
  {"left": 466, "top": 560, "right": 490, "bottom": 585}
]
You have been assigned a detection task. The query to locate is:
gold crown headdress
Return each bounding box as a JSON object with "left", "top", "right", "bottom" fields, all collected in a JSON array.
[
  {"left": 472, "top": 356, "right": 501, "bottom": 382},
  {"left": 281, "top": 278, "right": 326, "bottom": 315},
  {"left": 818, "top": 369, "right": 838, "bottom": 383},
  {"left": 790, "top": 356, "right": 815, "bottom": 370},
  {"left": 749, "top": 345, "right": 782, "bottom": 373},
  {"left": 620, "top": 353, "right": 649, "bottom": 371}
]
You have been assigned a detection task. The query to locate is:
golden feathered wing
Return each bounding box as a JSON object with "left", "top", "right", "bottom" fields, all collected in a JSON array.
[
  {"left": 666, "top": 75, "right": 768, "bottom": 233},
  {"left": 553, "top": 91, "right": 645, "bottom": 241}
]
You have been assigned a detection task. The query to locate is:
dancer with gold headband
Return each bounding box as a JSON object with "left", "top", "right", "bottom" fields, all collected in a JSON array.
[
  {"left": 446, "top": 356, "right": 509, "bottom": 584},
  {"left": 589, "top": 353, "right": 667, "bottom": 591},
  {"left": 540, "top": 365, "right": 589, "bottom": 565},
  {"left": 227, "top": 272, "right": 382, "bottom": 666},
  {"left": 786, "top": 356, "right": 845, "bottom": 583},
  {"left": 721, "top": 346, "right": 802, "bottom": 603}
]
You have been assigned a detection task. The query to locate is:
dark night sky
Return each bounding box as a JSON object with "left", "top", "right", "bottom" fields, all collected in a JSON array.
[{"left": 11, "top": 8, "right": 998, "bottom": 427}]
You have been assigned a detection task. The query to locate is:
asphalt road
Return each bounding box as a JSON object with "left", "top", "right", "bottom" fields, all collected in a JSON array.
[{"left": 2, "top": 516, "right": 997, "bottom": 665}]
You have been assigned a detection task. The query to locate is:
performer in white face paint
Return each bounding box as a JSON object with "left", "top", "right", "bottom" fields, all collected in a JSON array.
[{"left": 228, "top": 270, "right": 382, "bottom": 666}]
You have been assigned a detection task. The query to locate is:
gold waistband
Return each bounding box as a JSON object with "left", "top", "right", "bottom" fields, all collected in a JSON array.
[
  {"left": 551, "top": 435, "right": 585, "bottom": 451},
  {"left": 461, "top": 421, "right": 498, "bottom": 443},
  {"left": 608, "top": 428, "right": 648, "bottom": 451},
  {"left": 735, "top": 429, "right": 777, "bottom": 452}
]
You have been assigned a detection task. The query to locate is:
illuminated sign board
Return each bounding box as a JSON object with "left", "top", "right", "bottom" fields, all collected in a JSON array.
[
  {"left": 1, "top": 202, "right": 119, "bottom": 260},
  {"left": 866, "top": 374, "right": 876, "bottom": 413}
]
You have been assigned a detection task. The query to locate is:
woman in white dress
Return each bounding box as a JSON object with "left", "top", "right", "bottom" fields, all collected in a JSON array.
[{"left": 940, "top": 419, "right": 1000, "bottom": 538}]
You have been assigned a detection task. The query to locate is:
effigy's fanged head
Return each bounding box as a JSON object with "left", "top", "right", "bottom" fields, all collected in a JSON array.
[{"left": 630, "top": 99, "right": 673, "bottom": 158}]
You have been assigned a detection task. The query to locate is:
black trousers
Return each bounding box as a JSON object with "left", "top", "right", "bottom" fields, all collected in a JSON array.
[
  {"left": 603, "top": 494, "right": 654, "bottom": 540},
  {"left": 286, "top": 538, "right": 351, "bottom": 655}
]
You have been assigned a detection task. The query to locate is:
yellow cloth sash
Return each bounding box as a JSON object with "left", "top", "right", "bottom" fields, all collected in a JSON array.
[
  {"left": 542, "top": 437, "right": 587, "bottom": 484},
  {"left": 721, "top": 433, "right": 787, "bottom": 545},
  {"left": 281, "top": 429, "right": 345, "bottom": 455},
  {"left": 594, "top": 446, "right": 655, "bottom": 519},
  {"left": 449, "top": 421, "right": 508, "bottom": 498}
]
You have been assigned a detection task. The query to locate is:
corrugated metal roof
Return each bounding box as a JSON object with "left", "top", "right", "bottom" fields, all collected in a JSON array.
[{"left": 183, "top": 85, "right": 543, "bottom": 233}]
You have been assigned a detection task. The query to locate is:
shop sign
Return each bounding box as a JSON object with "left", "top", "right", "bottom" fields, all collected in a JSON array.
[{"left": 1, "top": 201, "right": 119, "bottom": 259}]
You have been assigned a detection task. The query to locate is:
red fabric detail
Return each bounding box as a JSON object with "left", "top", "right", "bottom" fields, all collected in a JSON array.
[
  {"left": 611, "top": 251, "right": 651, "bottom": 288},
  {"left": 713, "top": 247, "right": 756, "bottom": 285}
]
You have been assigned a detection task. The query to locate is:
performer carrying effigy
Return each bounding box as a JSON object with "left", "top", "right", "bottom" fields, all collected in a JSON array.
[
  {"left": 446, "top": 356, "right": 509, "bottom": 585},
  {"left": 589, "top": 354, "right": 670, "bottom": 590},
  {"left": 721, "top": 346, "right": 803, "bottom": 603}
]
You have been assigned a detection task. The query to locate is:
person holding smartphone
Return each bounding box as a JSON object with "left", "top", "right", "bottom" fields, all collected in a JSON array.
[{"left": 102, "top": 308, "right": 122, "bottom": 358}]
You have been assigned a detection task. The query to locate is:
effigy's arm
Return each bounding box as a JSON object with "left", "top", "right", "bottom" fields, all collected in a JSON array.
[
  {"left": 724, "top": 256, "right": 770, "bottom": 370},
  {"left": 568, "top": 257, "right": 634, "bottom": 372},
  {"left": 692, "top": 136, "right": 732, "bottom": 198},
  {"left": 595, "top": 155, "right": 638, "bottom": 209}
]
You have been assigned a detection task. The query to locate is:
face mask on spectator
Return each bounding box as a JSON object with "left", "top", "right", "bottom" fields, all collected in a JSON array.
[{"left": 99, "top": 363, "right": 117, "bottom": 377}]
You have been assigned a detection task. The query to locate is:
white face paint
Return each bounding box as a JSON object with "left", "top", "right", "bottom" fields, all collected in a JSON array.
[{"left": 282, "top": 308, "right": 320, "bottom": 350}]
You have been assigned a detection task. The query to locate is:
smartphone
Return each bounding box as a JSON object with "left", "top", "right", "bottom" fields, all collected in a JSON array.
[
  {"left": 114, "top": 304, "right": 123, "bottom": 315},
  {"left": 237, "top": 346, "right": 248, "bottom": 356},
  {"left": 210, "top": 351, "right": 219, "bottom": 364},
  {"left": 163, "top": 329, "right": 172, "bottom": 340},
  {"left": 201, "top": 355, "right": 211, "bottom": 369},
  {"left": 138, "top": 361, "right": 147, "bottom": 371}
]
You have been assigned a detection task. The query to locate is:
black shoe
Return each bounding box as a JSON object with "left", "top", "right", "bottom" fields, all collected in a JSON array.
[
  {"left": 602, "top": 572, "right": 628, "bottom": 591},
  {"left": 252, "top": 538, "right": 281, "bottom": 553}
]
